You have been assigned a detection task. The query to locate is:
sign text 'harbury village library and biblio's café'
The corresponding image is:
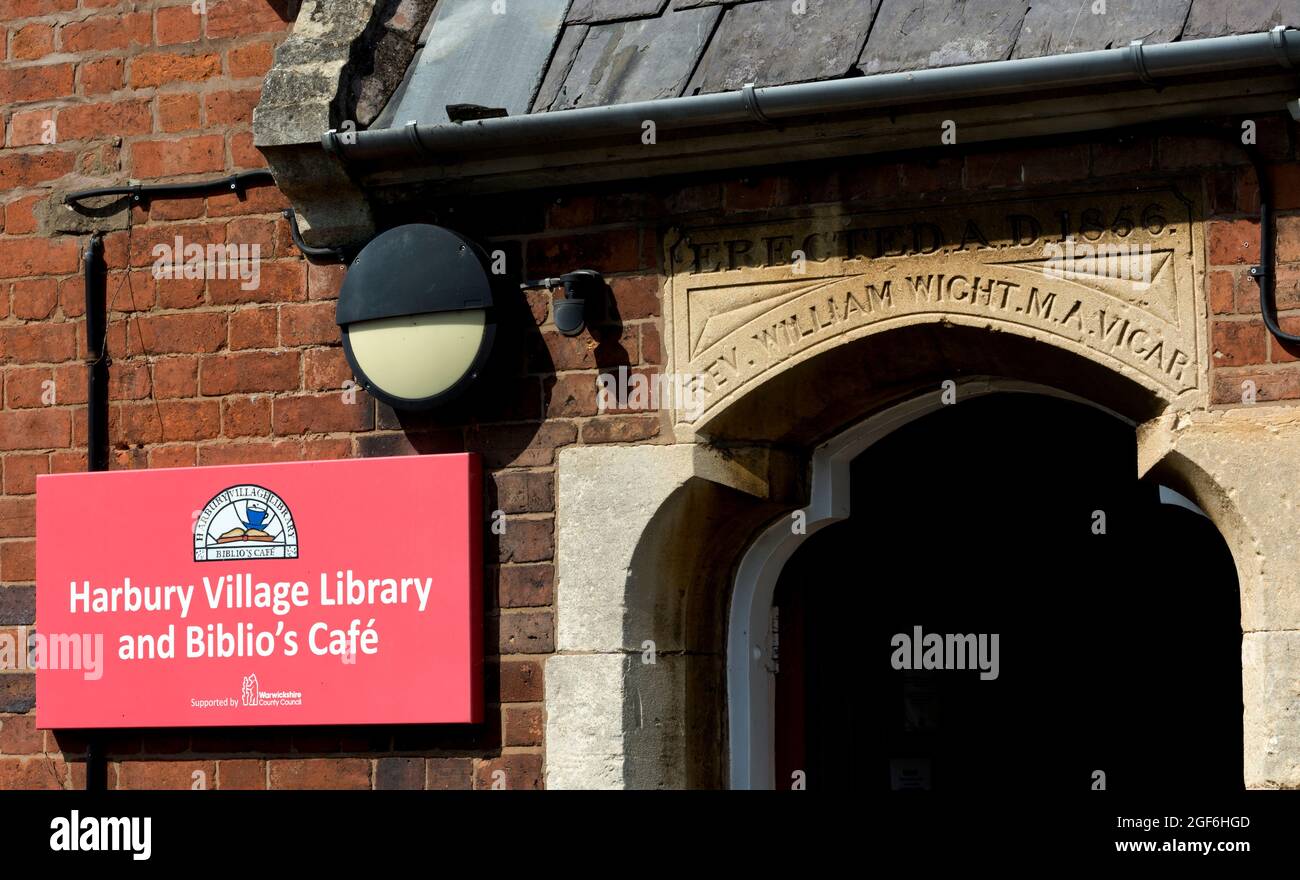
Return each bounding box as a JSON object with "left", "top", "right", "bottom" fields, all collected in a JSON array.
[{"left": 28, "top": 455, "right": 482, "bottom": 729}]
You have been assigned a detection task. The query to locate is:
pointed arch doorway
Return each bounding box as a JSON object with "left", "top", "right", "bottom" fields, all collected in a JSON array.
[{"left": 729, "top": 380, "right": 1243, "bottom": 791}]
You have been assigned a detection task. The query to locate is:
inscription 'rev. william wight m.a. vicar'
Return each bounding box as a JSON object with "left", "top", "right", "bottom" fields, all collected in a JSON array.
[{"left": 662, "top": 185, "right": 1206, "bottom": 426}]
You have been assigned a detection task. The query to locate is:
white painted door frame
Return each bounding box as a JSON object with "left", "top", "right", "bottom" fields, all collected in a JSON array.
[{"left": 725, "top": 377, "right": 1132, "bottom": 789}]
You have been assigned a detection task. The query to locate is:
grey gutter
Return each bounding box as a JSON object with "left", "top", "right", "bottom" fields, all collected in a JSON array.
[{"left": 325, "top": 28, "right": 1300, "bottom": 163}]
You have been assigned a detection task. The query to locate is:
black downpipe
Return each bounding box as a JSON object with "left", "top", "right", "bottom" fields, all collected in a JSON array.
[
  {"left": 1245, "top": 150, "right": 1300, "bottom": 344},
  {"left": 82, "top": 233, "right": 109, "bottom": 791}
]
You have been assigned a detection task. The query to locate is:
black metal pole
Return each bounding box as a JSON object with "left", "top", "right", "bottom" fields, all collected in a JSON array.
[{"left": 83, "top": 233, "right": 108, "bottom": 790}]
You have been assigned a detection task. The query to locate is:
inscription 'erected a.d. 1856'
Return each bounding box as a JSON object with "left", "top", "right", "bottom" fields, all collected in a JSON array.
[{"left": 664, "top": 186, "right": 1205, "bottom": 425}]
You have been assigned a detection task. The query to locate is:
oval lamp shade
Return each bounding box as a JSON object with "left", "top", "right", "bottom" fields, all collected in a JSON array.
[
  {"left": 335, "top": 223, "right": 498, "bottom": 410},
  {"left": 346, "top": 311, "right": 487, "bottom": 401}
]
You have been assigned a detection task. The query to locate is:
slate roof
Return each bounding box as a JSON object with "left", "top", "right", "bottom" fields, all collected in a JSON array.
[{"left": 374, "top": 0, "right": 1297, "bottom": 129}]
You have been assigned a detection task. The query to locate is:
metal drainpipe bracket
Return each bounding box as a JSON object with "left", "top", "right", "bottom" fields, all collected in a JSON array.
[
  {"left": 1270, "top": 25, "right": 1295, "bottom": 69},
  {"left": 742, "top": 83, "right": 777, "bottom": 126},
  {"left": 1128, "top": 39, "right": 1159, "bottom": 89}
]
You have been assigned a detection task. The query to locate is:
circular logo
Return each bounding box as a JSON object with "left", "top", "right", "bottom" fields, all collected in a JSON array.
[{"left": 194, "top": 485, "right": 298, "bottom": 562}]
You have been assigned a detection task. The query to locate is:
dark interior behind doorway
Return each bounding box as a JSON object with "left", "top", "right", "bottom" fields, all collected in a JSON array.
[{"left": 773, "top": 394, "right": 1243, "bottom": 792}]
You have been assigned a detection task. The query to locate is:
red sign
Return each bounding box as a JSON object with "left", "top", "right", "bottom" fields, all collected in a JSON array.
[{"left": 35, "top": 454, "right": 482, "bottom": 728}]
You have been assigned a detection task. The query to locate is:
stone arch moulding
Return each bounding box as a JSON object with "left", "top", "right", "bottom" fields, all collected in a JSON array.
[
  {"left": 726, "top": 377, "right": 1136, "bottom": 790},
  {"left": 661, "top": 181, "right": 1209, "bottom": 436}
]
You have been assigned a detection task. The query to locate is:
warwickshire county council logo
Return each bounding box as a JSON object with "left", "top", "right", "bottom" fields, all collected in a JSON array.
[{"left": 194, "top": 485, "right": 298, "bottom": 562}]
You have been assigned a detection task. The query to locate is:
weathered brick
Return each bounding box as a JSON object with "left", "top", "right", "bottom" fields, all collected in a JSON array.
[
  {"left": 128, "top": 52, "right": 221, "bottom": 88},
  {"left": 473, "top": 753, "right": 542, "bottom": 790},
  {"left": 498, "top": 609, "right": 553, "bottom": 654},
  {"left": 273, "top": 393, "right": 373, "bottom": 434},
  {"left": 269, "top": 758, "right": 371, "bottom": 790},
  {"left": 116, "top": 760, "right": 216, "bottom": 790},
  {"left": 200, "top": 351, "right": 299, "bottom": 395}
]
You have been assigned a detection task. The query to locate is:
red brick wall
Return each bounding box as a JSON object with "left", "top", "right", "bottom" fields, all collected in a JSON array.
[{"left": 2, "top": 0, "right": 1299, "bottom": 790}]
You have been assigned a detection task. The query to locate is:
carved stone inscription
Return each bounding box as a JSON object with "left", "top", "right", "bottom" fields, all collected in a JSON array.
[{"left": 664, "top": 186, "right": 1205, "bottom": 425}]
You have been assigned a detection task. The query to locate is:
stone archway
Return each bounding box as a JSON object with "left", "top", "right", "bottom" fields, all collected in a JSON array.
[{"left": 546, "top": 182, "right": 1300, "bottom": 790}]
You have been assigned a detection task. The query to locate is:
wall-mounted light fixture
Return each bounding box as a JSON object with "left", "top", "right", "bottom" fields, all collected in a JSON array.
[
  {"left": 522, "top": 269, "right": 604, "bottom": 337},
  {"left": 335, "top": 223, "right": 496, "bottom": 410}
]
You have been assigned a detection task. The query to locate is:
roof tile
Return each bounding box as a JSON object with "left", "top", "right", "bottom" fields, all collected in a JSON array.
[
  {"left": 686, "top": 0, "right": 879, "bottom": 95},
  {"left": 859, "top": 0, "right": 1031, "bottom": 74},
  {"left": 549, "top": 5, "right": 721, "bottom": 110}
]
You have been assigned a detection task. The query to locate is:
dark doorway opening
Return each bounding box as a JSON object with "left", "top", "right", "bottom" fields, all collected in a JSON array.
[{"left": 773, "top": 393, "right": 1243, "bottom": 792}]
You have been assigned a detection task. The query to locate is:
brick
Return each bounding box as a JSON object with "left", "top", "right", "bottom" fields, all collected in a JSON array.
[
  {"left": 0, "top": 586, "right": 34, "bottom": 624},
  {"left": 0, "top": 713, "right": 42, "bottom": 754},
  {"left": 1157, "top": 135, "right": 1245, "bottom": 171},
  {"left": 1, "top": 541, "right": 36, "bottom": 581},
  {"left": 128, "top": 52, "right": 221, "bottom": 88},
  {"left": 131, "top": 135, "right": 224, "bottom": 177},
  {"left": 228, "top": 308, "right": 277, "bottom": 350},
  {"left": 498, "top": 609, "right": 553, "bottom": 654},
  {"left": 5, "top": 109, "right": 52, "bottom": 148},
  {"left": 217, "top": 759, "right": 266, "bottom": 789},
  {"left": 503, "top": 705, "right": 543, "bottom": 747},
  {"left": 497, "top": 564, "right": 552, "bottom": 608},
  {"left": 491, "top": 471, "right": 553, "bottom": 514},
  {"left": 607, "top": 274, "right": 661, "bottom": 319},
  {"left": 544, "top": 373, "right": 598, "bottom": 418},
  {"left": 156, "top": 93, "right": 201, "bottom": 133},
  {"left": 527, "top": 229, "right": 641, "bottom": 277},
  {"left": 467, "top": 421, "right": 575, "bottom": 469},
  {"left": 0, "top": 674, "right": 34, "bottom": 713},
  {"left": 0, "top": 497, "right": 35, "bottom": 538},
  {"left": 115, "top": 760, "right": 215, "bottom": 790},
  {"left": 200, "top": 351, "right": 299, "bottom": 395},
  {"left": 0, "top": 409, "right": 70, "bottom": 450},
  {"left": 1207, "top": 219, "right": 1260, "bottom": 266},
  {"left": 155, "top": 5, "right": 202, "bottom": 45},
  {"left": 495, "top": 517, "right": 552, "bottom": 564},
  {"left": 473, "top": 753, "right": 542, "bottom": 790},
  {"left": 426, "top": 758, "right": 473, "bottom": 790},
  {"left": 229, "top": 130, "right": 264, "bottom": 168},
  {"left": 1278, "top": 216, "right": 1300, "bottom": 264},
  {"left": 0, "top": 64, "right": 73, "bottom": 103},
  {"left": 375, "top": 756, "right": 423, "bottom": 790},
  {"left": 1209, "top": 270, "right": 1237, "bottom": 315},
  {"left": 273, "top": 394, "right": 373, "bottom": 434},
  {"left": 117, "top": 399, "right": 220, "bottom": 443},
  {"left": 80, "top": 57, "right": 124, "bottom": 95},
  {"left": 0, "top": 756, "right": 65, "bottom": 789},
  {"left": 209, "top": 261, "right": 305, "bottom": 305},
  {"left": 61, "top": 12, "right": 150, "bottom": 52},
  {"left": 3, "top": 194, "right": 43, "bottom": 235},
  {"left": 581, "top": 415, "right": 661, "bottom": 443},
  {"left": 725, "top": 177, "right": 787, "bottom": 211},
  {"left": 148, "top": 443, "right": 197, "bottom": 468},
  {"left": 197, "top": 440, "right": 303, "bottom": 466},
  {"left": 0, "top": 150, "right": 75, "bottom": 192},
  {"left": 10, "top": 24, "right": 53, "bottom": 60},
  {"left": 1211, "top": 320, "right": 1268, "bottom": 367},
  {"left": 152, "top": 355, "right": 199, "bottom": 398},
  {"left": 2, "top": 454, "right": 46, "bottom": 494},
  {"left": 498, "top": 659, "right": 542, "bottom": 703},
  {"left": 303, "top": 347, "right": 351, "bottom": 390},
  {"left": 1211, "top": 369, "right": 1300, "bottom": 405},
  {"left": 221, "top": 395, "right": 270, "bottom": 437},
  {"left": 227, "top": 40, "right": 275, "bottom": 78},
  {"left": 127, "top": 312, "right": 227, "bottom": 355},
  {"left": 3, "top": 366, "right": 52, "bottom": 408},
  {"left": 269, "top": 758, "right": 371, "bottom": 790},
  {"left": 206, "top": 184, "right": 288, "bottom": 218},
  {"left": 0, "top": 0, "right": 74, "bottom": 15},
  {"left": 59, "top": 99, "right": 151, "bottom": 142},
  {"left": 204, "top": 88, "right": 260, "bottom": 125},
  {"left": 279, "top": 302, "right": 338, "bottom": 346},
  {"left": 9, "top": 278, "right": 57, "bottom": 320}
]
